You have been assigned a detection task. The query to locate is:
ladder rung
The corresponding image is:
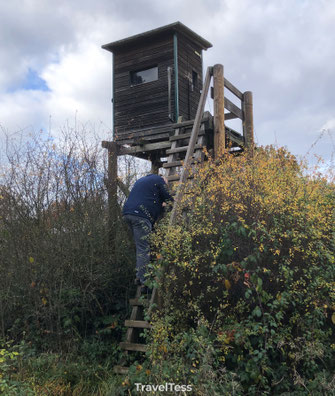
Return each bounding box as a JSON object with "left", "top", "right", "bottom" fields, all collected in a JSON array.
[
  {"left": 166, "top": 144, "right": 203, "bottom": 155},
  {"left": 129, "top": 298, "right": 149, "bottom": 307},
  {"left": 167, "top": 175, "right": 181, "bottom": 182},
  {"left": 169, "top": 131, "right": 205, "bottom": 142},
  {"left": 125, "top": 320, "right": 151, "bottom": 329},
  {"left": 164, "top": 160, "right": 183, "bottom": 168},
  {"left": 113, "top": 365, "right": 129, "bottom": 374},
  {"left": 163, "top": 159, "right": 199, "bottom": 168},
  {"left": 120, "top": 342, "right": 147, "bottom": 352},
  {"left": 167, "top": 174, "right": 194, "bottom": 182}
]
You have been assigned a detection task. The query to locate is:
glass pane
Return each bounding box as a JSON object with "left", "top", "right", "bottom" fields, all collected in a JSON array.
[{"left": 130, "top": 66, "right": 158, "bottom": 85}]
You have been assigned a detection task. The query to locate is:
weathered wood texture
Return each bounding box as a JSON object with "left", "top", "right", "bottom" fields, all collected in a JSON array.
[
  {"left": 224, "top": 97, "right": 243, "bottom": 120},
  {"left": 169, "top": 66, "right": 213, "bottom": 225},
  {"left": 177, "top": 34, "right": 203, "bottom": 121},
  {"left": 120, "top": 342, "right": 147, "bottom": 352},
  {"left": 112, "top": 32, "right": 206, "bottom": 141},
  {"left": 124, "top": 286, "right": 142, "bottom": 344},
  {"left": 243, "top": 91, "right": 254, "bottom": 150},
  {"left": 113, "top": 33, "right": 175, "bottom": 135},
  {"left": 224, "top": 78, "right": 243, "bottom": 100},
  {"left": 125, "top": 320, "right": 151, "bottom": 329},
  {"left": 213, "top": 64, "right": 225, "bottom": 157},
  {"left": 114, "top": 113, "right": 210, "bottom": 146},
  {"left": 129, "top": 298, "right": 149, "bottom": 307},
  {"left": 107, "top": 142, "right": 118, "bottom": 255}
]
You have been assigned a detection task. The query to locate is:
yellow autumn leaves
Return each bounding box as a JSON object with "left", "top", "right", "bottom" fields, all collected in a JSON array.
[{"left": 150, "top": 145, "right": 334, "bottom": 324}]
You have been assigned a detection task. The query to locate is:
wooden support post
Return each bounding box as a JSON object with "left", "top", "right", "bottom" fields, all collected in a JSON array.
[
  {"left": 213, "top": 64, "right": 225, "bottom": 157},
  {"left": 107, "top": 142, "right": 118, "bottom": 255},
  {"left": 242, "top": 91, "right": 254, "bottom": 152},
  {"left": 150, "top": 153, "right": 161, "bottom": 174}
]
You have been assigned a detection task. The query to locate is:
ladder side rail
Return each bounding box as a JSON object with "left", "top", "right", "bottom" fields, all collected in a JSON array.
[{"left": 169, "top": 66, "right": 213, "bottom": 225}]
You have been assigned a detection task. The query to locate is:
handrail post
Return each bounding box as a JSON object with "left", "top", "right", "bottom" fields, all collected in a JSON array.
[
  {"left": 213, "top": 64, "right": 225, "bottom": 157},
  {"left": 242, "top": 91, "right": 254, "bottom": 153}
]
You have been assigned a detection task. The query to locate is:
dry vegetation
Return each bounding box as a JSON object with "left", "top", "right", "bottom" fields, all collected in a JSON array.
[{"left": 0, "top": 126, "right": 334, "bottom": 395}]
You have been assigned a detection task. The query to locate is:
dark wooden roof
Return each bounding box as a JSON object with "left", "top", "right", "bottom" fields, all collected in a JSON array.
[{"left": 102, "top": 21, "right": 212, "bottom": 53}]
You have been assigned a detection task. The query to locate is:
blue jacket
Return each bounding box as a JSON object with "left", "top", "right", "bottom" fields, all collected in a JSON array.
[{"left": 122, "top": 174, "right": 173, "bottom": 224}]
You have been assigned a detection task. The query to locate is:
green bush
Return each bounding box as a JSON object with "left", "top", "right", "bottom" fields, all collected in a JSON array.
[{"left": 128, "top": 146, "right": 335, "bottom": 395}]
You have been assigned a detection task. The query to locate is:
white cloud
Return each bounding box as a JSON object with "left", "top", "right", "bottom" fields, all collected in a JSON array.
[
  {"left": 0, "top": 0, "right": 335, "bottom": 163},
  {"left": 321, "top": 119, "right": 335, "bottom": 131}
]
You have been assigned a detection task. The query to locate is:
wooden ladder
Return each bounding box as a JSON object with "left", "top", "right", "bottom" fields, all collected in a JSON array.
[
  {"left": 163, "top": 121, "right": 206, "bottom": 183},
  {"left": 168, "top": 66, "right": 212, "bottom": 224},
  {"left": 114, "top": 67, "right": 213, "bottom": 375},
  {"left": 113, "top": 285, "right": 151, "bottom": 374}
]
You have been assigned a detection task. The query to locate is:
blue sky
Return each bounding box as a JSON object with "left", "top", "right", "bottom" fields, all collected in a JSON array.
[
  {"left": 0, "top": 0, "right": 334, "bottom": 167},
  {"left": 9, "top": 68, "right": 50, "bottom": 92}
]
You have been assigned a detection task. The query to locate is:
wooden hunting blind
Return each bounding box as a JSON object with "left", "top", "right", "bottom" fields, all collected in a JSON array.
[
  {"left": 102, "top": 23, "right": 255, "bottom": 373},
  {"left": 102, "top": 22, "right": 212, "bottom": 147}
]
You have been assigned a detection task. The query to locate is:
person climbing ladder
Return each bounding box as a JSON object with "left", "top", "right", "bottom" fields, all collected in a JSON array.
[{"left": 122, "top": 174, "right": 173, "bottom": 288}]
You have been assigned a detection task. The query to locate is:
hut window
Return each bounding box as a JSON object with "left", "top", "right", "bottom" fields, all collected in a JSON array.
[{"left": 130, "top": 66, "right": 158, "bottom": 85}]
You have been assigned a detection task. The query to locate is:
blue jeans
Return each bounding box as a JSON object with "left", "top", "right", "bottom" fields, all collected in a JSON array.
[{"left": 123, "top": 214, "right": 152, "bottom": 284}]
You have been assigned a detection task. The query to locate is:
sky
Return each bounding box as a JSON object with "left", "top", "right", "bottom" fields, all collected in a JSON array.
[{"left": 0, "top": 0, "right": 334, "bottom": 165}]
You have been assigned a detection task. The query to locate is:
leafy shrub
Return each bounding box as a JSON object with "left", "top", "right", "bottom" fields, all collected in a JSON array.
[{"left": 136, "top": 146, "right": 335, "bottom": 395}]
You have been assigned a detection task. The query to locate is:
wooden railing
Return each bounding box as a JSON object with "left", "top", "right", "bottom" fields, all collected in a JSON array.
[{"left": 212, "top": 64, "right": 254, "bottom": 155}]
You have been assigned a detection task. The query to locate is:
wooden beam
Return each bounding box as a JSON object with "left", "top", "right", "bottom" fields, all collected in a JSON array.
[
  {"left": 224, "top": 78, "right": 243, "bottom": 100},
  {"left": 107, "top": 142, "right": 118, "bottom": 257},
  {"left": 171, "top": 111, "right": 211, "bottom": 129},
  {"left": 163, "top": 159, "right": 198, "bottom": 168},
  {"left": 119, "top": 141, "right": 170, "bottom": 155},
  {"left": 167, "top": 174, "right": 194, "bottom": 182},
  {"left": 243, "top": 91, "right": 254, "bottom": 152},
  {"left": 116, "top": 125, "right": 173, "bottom": 142},
  {"left": 150, "top": 152, "right": 162, "bottom": 174},
  {"left": 224, "top": 112, "right": 238, "bottom": 120},
  {"left": 166, "top": 144, "right": 202, "bottom": 155},
  {"left": 226, "top": 127, "right": 244, "bottom": 146},
  {"left": 102, "top": 140, "right": 110, "bottom": 149},
  {"left": 129, "top": 298, "right": 149, "bottom": 307},
  {"left": 125, "top": 320, "right": 151, "bottom": 329},
  {"left": 120, "top": 342, "right": 147, "bottom": 352},
  {"left": 213, "top": 64, "right": 225, "bottom": 157},
  {"left": 125, "top": 286, "right": 142, "bottom": 344},
  {"left": 111, "top": 112, "right": 211, "bottom": 146},
  {"left": 224, "top": 97, "right": 243, "bottom": 120},
  {"left": 117, "top": 132, "right": 170, "bottom": 146},
  {"left": 169, "top": 129, "right": 205, "bottom": 142},
  {"left": 117, "top": 178, "right": 129, "bottom": 197}
]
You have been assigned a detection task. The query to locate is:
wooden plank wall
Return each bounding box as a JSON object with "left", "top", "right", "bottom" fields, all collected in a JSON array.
[
  {"left": 177, "top": 35, "right": 203, "bottom": 121},
  {"left": 113, "top": 33, "right": 175, "bottom": 136}
]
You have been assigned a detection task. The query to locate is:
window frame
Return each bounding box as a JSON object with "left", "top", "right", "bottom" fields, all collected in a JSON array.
[{"left": 129, "top": 65, "right": 159, "bottom": 86}]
